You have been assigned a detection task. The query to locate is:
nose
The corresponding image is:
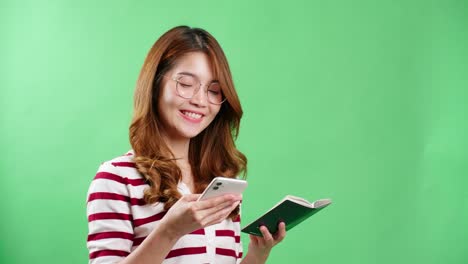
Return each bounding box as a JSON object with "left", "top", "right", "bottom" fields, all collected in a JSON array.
[{"left": 189, "top": 84, "right": 209, "bottom": 106}]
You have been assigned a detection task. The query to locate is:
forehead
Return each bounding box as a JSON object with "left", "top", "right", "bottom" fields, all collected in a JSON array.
[{"left": 171, "top": 52, "right": 216, "bottom": 82}]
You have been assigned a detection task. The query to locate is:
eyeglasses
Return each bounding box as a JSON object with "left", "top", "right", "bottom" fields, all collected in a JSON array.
[{"left": 170, "top": 74, "right": 226, "bottom": 105}]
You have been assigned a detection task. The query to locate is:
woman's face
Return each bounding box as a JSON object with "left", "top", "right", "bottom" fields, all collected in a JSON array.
[{"left": 157, "top": 52, "right": 222, "bottom": 141}]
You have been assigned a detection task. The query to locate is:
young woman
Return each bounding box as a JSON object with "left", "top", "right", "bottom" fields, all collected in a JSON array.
[{"left": 86, "top": 26, "right": 286, "bottom": 264}]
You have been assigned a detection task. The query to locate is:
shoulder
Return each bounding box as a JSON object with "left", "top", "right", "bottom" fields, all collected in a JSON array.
[
  {"left": 97, "top": 150, "right": 141, "bottom": 177},
  {"left": 88, "top": 150, "right": 147, "bottom": 195},
  {"left": 98, "top": 150, "right": 136, "bottom": 170}
]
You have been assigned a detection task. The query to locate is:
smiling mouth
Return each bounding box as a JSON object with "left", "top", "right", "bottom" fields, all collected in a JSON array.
[{"left": 181, "top": 110, "right": 203, "bottom": 119}]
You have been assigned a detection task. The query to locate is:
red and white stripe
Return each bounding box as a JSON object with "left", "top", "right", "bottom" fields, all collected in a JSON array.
[{"left": 86, "top": 151, "right": 243, "bottom": 264}]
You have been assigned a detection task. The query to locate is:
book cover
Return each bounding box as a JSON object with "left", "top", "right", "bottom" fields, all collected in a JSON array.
[{"left": 241, "top": 196, "right": 332, "bottom": 236}]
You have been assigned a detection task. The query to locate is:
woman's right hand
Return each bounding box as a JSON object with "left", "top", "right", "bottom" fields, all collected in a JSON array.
[{"left": 158, "top": 193, "right": 242, "bottom": 239}]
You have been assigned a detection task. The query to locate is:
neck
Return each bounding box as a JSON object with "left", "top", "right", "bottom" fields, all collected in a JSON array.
[
  {"left": 162, "top": 134, "right": 194, "bottom": 188},
  {"left": 161, "top": 133, "right": 190, "bottom": 164}
]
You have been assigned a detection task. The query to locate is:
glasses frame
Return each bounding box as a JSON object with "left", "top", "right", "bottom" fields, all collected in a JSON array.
[{"left": 169, "top": 75, "right": 226, "bottom": 105}]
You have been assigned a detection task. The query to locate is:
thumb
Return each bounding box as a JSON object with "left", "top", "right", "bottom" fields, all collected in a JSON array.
[{"left": 182, "top": 194, "right": 201, "bottom": 202}]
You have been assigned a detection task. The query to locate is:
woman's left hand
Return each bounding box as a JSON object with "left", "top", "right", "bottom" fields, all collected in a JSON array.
[{"left": 244, "top": 222, "right": 286, "bottom": 263}]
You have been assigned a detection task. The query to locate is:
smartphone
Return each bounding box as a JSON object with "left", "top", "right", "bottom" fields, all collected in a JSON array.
[{"left": 197, "top": 177, "right": 248, "bottom": 201}]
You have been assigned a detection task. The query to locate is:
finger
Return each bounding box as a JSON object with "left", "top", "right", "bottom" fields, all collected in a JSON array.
[
  {"left": 182, "top": 194, "right": 201, "bottom": 202},
  {"left": 249, "top": 234, "right": 259, "bottom": 246},
  {"left": 273, "top": 222, "right": 286, "bottom": 242},
  {"left": 208, "top": 201, "right": 239, "bottom": 222},
  {"left": 203, "top": 201, "right": 240, "bottom": 226},
  {"left": 202, "top": 208, "right": 232, "bottom": 227},
  {"left": 259, "top": 225, "right": 274, "bottom": 245},
  {"left": 188, "top": 199, "right": 231, "bottom": 222},
  {"left": 196, "top": 194, "right": 241, "bottom": 210},
  {"left": 202, "top": 199, "right": 238, "bottom": 217}
]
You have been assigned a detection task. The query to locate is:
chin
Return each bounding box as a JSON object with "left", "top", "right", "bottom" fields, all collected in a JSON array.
[{"left": 179, "top": 128, "right": 206, "bottom": 139}]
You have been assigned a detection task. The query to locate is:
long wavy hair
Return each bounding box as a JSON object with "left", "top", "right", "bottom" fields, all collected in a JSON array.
[{"left": 129, "top": 26, "right": 246, "bottom": 218}]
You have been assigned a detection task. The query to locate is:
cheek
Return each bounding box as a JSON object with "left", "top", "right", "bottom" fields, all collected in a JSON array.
[
  {"left": 209, "top": 106, "right": 221, "bottom": 120},
  {"left": 158, "top": 89, "right": 181, "bottom": 113},
  {"left": 205, "top": 107, "right": 221, "bottom": 126},
  {"left": 157, "top": 96, "right": 176, "bottom": 125},
  {"left": 213, "top": 105, "right": 222, "bottom": 115}
]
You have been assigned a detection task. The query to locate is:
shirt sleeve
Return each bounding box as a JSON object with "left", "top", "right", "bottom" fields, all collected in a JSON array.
[
  {"left": 86, "top": 162, "right": 134, "bottom": 264},
  {"left": 235, "top": 203, "right": 244, "bottom": 264}
]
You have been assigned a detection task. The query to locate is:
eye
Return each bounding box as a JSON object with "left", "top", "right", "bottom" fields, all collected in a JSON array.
[
  {"left": 179, "top": 83, "right": 192, "bottom": 88},
  {"left": 208, "top": 90, "right": 220, "bottom": 95},
  {"left": 208, "top": 83, "right": 221, "bottom": 95},
  {"left": 178, "top": 76, "right": 196, "bottom": 87}
]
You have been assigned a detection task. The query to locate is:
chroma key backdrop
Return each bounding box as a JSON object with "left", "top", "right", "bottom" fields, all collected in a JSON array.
[{"left": 1, "top": 0, "right": 467, "bottom": 263}]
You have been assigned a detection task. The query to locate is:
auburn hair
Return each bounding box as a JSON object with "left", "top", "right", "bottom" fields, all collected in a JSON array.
[{"left": 129, "top": 26, "right": 247, "bottom": 218}]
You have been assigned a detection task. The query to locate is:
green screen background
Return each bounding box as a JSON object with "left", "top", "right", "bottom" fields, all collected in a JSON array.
[{"left": 1, "top": 0, "right": 467, "bottom": 263}]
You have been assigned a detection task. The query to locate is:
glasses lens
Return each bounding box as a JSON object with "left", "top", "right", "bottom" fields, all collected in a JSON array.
[
  {"left": 176, "top": 75, "right": 196, "bottom": 98},
  {"left": 207, "top": 83, "right": 224, "bottom": 104},
  {"left": 175, "top": 75, "right": 225, "bottom": 104}
]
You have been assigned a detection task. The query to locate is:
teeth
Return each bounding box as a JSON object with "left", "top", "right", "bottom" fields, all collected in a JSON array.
[{"left": 183, "top": 111, "right": 202, "bottom": 119}]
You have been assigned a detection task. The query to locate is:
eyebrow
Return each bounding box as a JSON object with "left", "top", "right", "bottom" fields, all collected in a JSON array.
[{"left": 176, "top": 71, "right": 219, "bottom": 83}]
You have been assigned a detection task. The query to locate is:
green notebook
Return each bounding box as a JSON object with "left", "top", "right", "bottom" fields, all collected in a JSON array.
[{"left": 241, "top": 195, "right": 332, "bottom": 236}]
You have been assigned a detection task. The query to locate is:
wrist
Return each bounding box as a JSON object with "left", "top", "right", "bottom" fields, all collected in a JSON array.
[
  {"left": 242, "top": 250, "right": 269, "bottom": 264},
  {"left": 156, "top": 219, "right": 183, "bottom": 242}
]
